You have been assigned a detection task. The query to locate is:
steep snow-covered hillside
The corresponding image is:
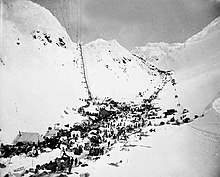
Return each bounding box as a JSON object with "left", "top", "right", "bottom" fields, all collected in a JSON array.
[
  {"left": 0, "top": 0, "right": 87, "bottom": 143},
  {"left": 132, "top": 17, "right": 220, "bottom": 116},
  {"left": 185, "top": 17, "right": 220, "bottom": 44},
  {"left": 132, "top": 16, "right": 220, "bottom": 73},
  {"left": 132, "top": 42, "right": 184, "bottom": 66},
  {"left": 2, "top": 0, "right": 218, "bottom": 145},
  {"left": 0, "top": 0, "right": 164, "bottom": 143},
  {"left": 1, "top": 1, "right": 220, "bottom": 177},
  {"left": 83, "top": 39, "right": 163, "bottom": 100}
]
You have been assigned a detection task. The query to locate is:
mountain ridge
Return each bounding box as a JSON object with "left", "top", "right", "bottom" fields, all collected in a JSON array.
[{"left": 131, "top": 16, "right": 220, "bottom": 67}]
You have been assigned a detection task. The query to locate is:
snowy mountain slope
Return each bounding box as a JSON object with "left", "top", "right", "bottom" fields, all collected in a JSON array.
[
  {"left": 1, "top": 2, "right": 219, "bottom": 177},
  {"left": 185, "top": 17, "right": 220, "bottom": 44},
  {"left": 83, "top": 39, "right": 163, "bottom": 101},
  {"left": 132, "top": 17, "right": 220, "bottom": 116},
  {"left": 132, "top": 17, "right": 220, "bottom": 71},
  {"left": 0, "top": 0, "right": 165, "bottom": 143},
  {"left": 0, "top": 0, "right": 87, "bottom": 143},
  {"left": 132, "top": 42, "right": 184, "bottom": 69},
  {"left": 174, "top": 22, "right": 220, "bottom": 115},
  {"left": 212, "top": 97, "right": 220, "bottom": 114},
  {"left": 191, "top": 91, "right": 220, "bottom": 136}
]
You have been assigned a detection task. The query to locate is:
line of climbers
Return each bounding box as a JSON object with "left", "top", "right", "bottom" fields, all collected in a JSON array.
[
  {"left": 77, "top": 43, "right": 92, "bottom": 101},
  {"left": 0, "top": 89, "right": 203, "bottom": 177},
  {"left": 1, "top": 55, "right": 201, "bottom": 176}
]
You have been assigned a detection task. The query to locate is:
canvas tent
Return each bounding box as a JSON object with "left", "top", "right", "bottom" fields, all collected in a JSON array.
[
  {"left": 13, "top": 132, "right": 44, "bottom": 145},
  {"left": 99, "top": 108, "right": 113, "bottom": 118},
  {"left": 44, "top": 129, "right": 59, "bottom": 138}
]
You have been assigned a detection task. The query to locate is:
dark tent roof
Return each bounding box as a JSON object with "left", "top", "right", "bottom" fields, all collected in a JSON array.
[{"left": 99, "top": 108, "right": 112, "bottom": 117}]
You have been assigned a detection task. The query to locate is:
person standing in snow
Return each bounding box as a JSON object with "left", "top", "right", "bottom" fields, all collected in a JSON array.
[
  {"left": 75, "top": 157, "right": 78, "bottom": 167},
  {"left": 68, "top": 157, "right": 74, "bottom": 174},
  {"left": 60, "top": 146, "right": 67, "bottom": 157}
]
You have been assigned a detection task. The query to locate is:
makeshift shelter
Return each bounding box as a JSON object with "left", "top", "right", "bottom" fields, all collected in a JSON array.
[
  {"left": 99, "top": 108, "right": 112, "bottom": 118},
  {"left": 44, "top": 129, "right": 59, "bottom": 138},
  {"left": 13, "top": 132, "right": 44, "bottom": 145}
]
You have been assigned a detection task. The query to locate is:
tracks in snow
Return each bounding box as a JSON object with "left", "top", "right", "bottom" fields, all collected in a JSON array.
[{"left": 187, "top": 124, "right": 220, "bottom": 142}]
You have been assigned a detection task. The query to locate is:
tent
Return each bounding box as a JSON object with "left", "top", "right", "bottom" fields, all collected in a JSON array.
[
  {"left": 99, "top": 108, "right": 113, "bottom": 118},
  {"left": 13, "top": 131, "right": 44, "bottom": 145},
  {"left": 44, "top": 129, "right": 59, "bottom": 138}
]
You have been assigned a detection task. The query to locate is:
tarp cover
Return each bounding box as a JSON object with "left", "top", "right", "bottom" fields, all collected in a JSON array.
[{"left": 13, "top": 132, "right": 44, "bottom": 145}]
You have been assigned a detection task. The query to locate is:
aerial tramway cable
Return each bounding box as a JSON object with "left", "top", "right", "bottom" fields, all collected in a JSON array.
[
  {"left": 58, "top": 0, "right": 69, "bottom": 35},
  {"left": 63, "top": 0, "right": 73, "bottom": 36},
  {"left": 76, "top": 0, "right": 81, "bottom": 43},
  {"left": 57, "top": 0, "right": 92, "bottom": 101},
  {"left": 75, "top": 0, "right": 92, "bottom": 100}
]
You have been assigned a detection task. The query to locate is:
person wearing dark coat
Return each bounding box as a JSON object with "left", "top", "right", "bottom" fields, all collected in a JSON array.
[
  {"left": 45, "top": 161, "right": 57, "bottom": 173},
  {"left": 68, "top": 157, "right": 74, "bottom": 174},
  {"left": 75, "top": 157, "right": 78, "bottom": 167}
]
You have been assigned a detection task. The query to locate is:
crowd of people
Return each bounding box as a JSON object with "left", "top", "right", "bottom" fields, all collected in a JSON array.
[{"left": 0, "top": 69, "right": 201, "bottom": 177}]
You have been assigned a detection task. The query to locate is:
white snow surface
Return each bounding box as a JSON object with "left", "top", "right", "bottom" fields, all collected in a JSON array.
[
  {"left": 1, "top": 124, "right": 220, "bottom": 177},
  {"left": 213, "top": 97, "right": 220, "bottom": 114},
  {"left": 0, "top": 0, "right": 159, "bottom": 143},
  {"left": 132, "top": 16, "right": 220, "bottom": 116},
  {"left": 0, "top": 0, "right": 88, "bottom": 143},
  {"left": 83, "top": 38, "right": 156, "bottom": 100},
  {"left": 1, "top": 1, "right": 220, "bottom": 177}
]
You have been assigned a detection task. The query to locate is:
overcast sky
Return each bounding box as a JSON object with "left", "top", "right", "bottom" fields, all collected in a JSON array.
[{"left": 31, "top": 0, "right": 220, "bottom": 50}]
